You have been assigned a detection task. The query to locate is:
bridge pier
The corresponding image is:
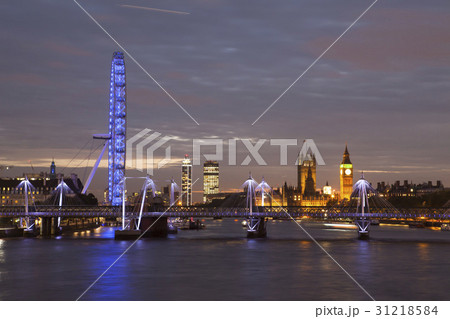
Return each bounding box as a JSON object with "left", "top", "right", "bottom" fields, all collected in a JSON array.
[
  {"left": 247, "top": 217, "right": 267, "bottom": 238},
  {"left": 40, "top": 217, "right": 49, "bottom": 237},
  {"left": 114, "top": 217, "right": 169, "bottom": 239},
  {"left": 140, "top": 217, "right": 168, "bottom": 238},
  {"left": 114, "top": 217, "right": 141, "bottom": 240},
  {"left": 114, "top": 229, "right": 141, "bottom": 240},
  {"left": 23, "top": 218, "right": 38, "bottom": 238},
  {"left": 23, "top": 229, "right": 36, "bottom": 237},
  {"left": 355, "top": 218, "right": 370, "bottom": 240},
  {"left": 39, "top": 217, "right": 61, "bottom": 238}
]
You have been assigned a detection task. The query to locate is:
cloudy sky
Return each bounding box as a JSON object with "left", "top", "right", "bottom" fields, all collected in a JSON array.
[{"left": 1, "top": 0, "right": 449, "bottom": 201}]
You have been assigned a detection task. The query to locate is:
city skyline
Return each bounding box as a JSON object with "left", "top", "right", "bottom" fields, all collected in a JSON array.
[
  {"left": 0, "top": 1, "right": 449, "bottom": 305},
  {"left": 1, "top": 145, "right": 446, "bottom": 205},
  {"left": 1, "top": 0, "right": 449, "bottom": 201}
]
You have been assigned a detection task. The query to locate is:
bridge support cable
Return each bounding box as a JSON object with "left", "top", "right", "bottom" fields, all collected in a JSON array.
[
  {"left": 242, "top": 174, "right": 267, "bottom": 238},
  {"left": 60, "top": 139, "right": 93, "bottom": 174},
  {"left": 81, "top": 139, "right": 94, "bottom": 185},
  {"left": 247, "top": 217, "right": 267, "bottom": 238},
  {"left": 352, "top": 175, "right": 377, "bottom": 239},
  {"left": 137, "top": 176, "right": 157, "bottom": 229},
  {"left": 115, "top": 176, "right": 160, "bottom": 234},
  {"left": 16, "top": 176, "right": 39, "bottom": 234}
]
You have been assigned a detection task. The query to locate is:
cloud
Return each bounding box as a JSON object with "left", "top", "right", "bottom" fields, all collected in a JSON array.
[
  {"left": 0, "top": 73, "right": 50, "bottom": 86},
  {"left": 119, "top": 5, "right": 190, "bottom": 15},
  {"left": 127, "top": 87, "right": 217, "bottom": 111},
  {"left": 305, "top": 8, "right": 450, "bottom": 71},
  {"left": 1, "top": 0, "right": 450, "bottom": 200},
  {"left": 46, "top": 41, "right": 93, "bottom": 57}
]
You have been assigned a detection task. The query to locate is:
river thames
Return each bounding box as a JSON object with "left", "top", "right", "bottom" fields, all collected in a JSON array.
[{"left": 0, "top": 219, "right": 449, "bottom": 301}]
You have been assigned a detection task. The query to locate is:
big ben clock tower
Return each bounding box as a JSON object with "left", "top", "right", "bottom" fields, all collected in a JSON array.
[{"left": 340, "top": 145, "right": 353, "bottom": 201}]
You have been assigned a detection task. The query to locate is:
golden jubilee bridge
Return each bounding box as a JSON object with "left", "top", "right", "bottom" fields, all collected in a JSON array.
[
  {"left": 2, "top": 175, "right": 449, "bottom": 239},
  {"left": 0, "top": 204, "right": 449, "bottom": 240},
  {"left": 0, "top": 205, "right": 449, "bottom": 220}
]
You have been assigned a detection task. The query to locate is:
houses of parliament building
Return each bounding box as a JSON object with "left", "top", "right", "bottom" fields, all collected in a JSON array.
[{"left": 280, "top": 145, "right": 353, "bottom": 206}]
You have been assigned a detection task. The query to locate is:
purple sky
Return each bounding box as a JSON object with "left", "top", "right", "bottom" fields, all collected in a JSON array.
[{"left": 1, "top": 0, "right": 449, "bottom": 202}]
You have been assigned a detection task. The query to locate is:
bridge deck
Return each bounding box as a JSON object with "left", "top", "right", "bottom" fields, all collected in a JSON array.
[{"left": 0, "top": 206, "right": 448, "bottom": 220}]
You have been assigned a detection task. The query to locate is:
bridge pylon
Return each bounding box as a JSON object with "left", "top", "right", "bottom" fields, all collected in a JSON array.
[
  {"left": 114, "top": 177, "right": 141, "bottom": 239},
  {"left": 114, "top": 176, "right": 169, "bottom": 239},
  {"left": 243, "top": 175, "right": 267, "bottom": 238},
  {"left": 352, "top": 174, "right": 376, "bottom": 240},
  {"left": 247, "top": 216, "right": 267, "bottom": 238},
  {"left": 355, "top": 218, "right": 370, "bottom": 239}
]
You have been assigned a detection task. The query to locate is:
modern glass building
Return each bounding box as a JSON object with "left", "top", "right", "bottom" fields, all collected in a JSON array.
[
  {"left": 203, "top": 161, "right": 219, "bottom": 203},
  {"left": 181, "top": 155, "right": 192, "bottom": 206}
]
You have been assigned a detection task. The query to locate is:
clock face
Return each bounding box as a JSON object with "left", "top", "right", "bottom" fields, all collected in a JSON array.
[{"left": 345, "top": 168, "right": 352, "bottom": 176}]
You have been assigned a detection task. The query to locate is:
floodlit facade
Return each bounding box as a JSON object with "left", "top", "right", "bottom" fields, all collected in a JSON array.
[
  {"left": 340, "top": 145, "right": 353, "bottom": 201},
  {"left": 323, "top": 181, "right": 332, "bottom": 195},
  {"left": 203, "top": 161, "right": 219, "bottom": 203},
  {"left": 297, "top": 152, "right": 316, "bottom": 195},
  {"left": 0, "top": 163, "right": 83, "bottom": 206},
  {"left": 181, "top": 155, "right": 192, "bottom": 206}
]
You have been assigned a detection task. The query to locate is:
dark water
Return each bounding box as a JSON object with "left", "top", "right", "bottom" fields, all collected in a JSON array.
[{"left": 0, "top": 219, "right": 449, "bottom": 301}]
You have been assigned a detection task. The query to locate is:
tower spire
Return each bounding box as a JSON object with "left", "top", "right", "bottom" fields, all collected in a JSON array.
[
  {"left": 50, "top": 159, "right": 56, "bottom": 179},
  {"left": 341, "top": 144, "right": 352, "bottom": 164}
]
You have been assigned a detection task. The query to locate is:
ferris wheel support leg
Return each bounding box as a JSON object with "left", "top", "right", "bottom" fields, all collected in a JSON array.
[{"left": 82, "top": 142, "right": 109, "bottom": 195}]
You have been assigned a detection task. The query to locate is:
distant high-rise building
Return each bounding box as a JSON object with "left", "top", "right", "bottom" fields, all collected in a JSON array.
[
  {"left": 181, "top": 154, "right": 192, "bottom": 206},
  {"left": 50, "top": 160, "right": 56, "bottom": 179},
  {"left": 203, "top": 161, "right": 219, "bottom": 203},
  {"left": 339, "top": 145, "right": 353, "bottom": 201},
  {"left": 297, "top": 152, "right": 316, "bottom": 195}
]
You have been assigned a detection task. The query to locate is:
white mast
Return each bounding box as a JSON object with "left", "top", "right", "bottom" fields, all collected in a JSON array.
[{"left": 256, "top": 177, "right": 271, "bottom": 207}]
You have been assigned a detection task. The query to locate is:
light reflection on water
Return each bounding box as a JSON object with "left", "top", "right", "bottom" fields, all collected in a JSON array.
[{"left": 0, "top": 220, "right": 448, "bottom": 300}]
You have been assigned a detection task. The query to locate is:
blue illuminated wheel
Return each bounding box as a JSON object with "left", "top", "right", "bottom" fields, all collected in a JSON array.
[{"left": 108, "top": 52, "right": 126, "bottom": 206}]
